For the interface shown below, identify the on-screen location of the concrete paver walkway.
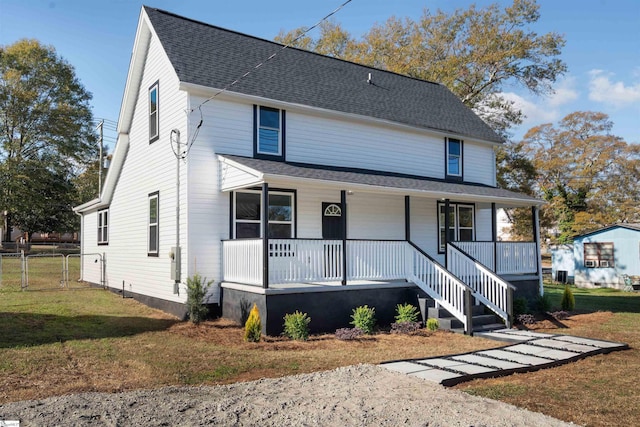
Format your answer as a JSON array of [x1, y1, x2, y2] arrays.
[[380, 329, 628, 386]]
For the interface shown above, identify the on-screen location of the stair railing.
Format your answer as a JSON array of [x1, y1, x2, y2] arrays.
[[447, 242, 514, 328], [406, 242, 473, 334]]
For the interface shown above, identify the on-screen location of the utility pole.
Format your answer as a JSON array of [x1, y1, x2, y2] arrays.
[[95, 120, 104, 196]]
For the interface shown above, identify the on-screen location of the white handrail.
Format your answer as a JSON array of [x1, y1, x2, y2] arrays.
[[407, 243, 470, 332], [447, 243, 512, 326], [453, 241, 538, 275]]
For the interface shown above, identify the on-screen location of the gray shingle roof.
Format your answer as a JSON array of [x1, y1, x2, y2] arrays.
[[144, 7, 503, 144], [220, 154, 541, 205]]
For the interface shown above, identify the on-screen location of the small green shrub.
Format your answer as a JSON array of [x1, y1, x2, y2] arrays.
[[283, 311, 311, 341], [244, 304, 262, 342], [395, 303, 419, 323], [535, 293, 552, 313], [350, 305, 376, 334], [186, 273, 213, 324], [426, 318, 439, 332], [513, 297, 529, 316], [561, 285, 575, 311]]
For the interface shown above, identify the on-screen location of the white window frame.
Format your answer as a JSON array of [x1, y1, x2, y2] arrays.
[[233, 189, 294, 238], [97, 209, 108, 245], [149, 81, 159, 143], [257, 106, 282, 156], [438, 202, 475, 252], [148, 192, 159, 256], [446, 137, 463, 178]]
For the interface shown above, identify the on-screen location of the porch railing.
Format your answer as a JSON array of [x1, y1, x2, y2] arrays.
[[222, 239, 473, 332], [453, 241, 538, 275], [447, 243, 514, 327]]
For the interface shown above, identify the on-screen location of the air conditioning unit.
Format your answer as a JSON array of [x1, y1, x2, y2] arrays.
[[599, 260, 610, 268], [585, 260, 596, 268]]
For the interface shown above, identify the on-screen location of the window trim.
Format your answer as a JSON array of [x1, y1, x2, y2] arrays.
[[97, 209, 108, 246], [231, 188, 296, 239], [583, 242, 614, 268], [253, 105, 286, 160], [149, 81, 159, 143], [445, 137, 463, 180], [437, 201, 476, 253], [148, 191, 159, 257]]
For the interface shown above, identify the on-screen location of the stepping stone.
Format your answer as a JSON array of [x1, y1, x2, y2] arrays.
[[381, 361, 429, 374], [415, 358, 464, 369], [417, 358, 495, 374], [410, 368, 462, 383], [452, 354, 526, 370], [478, 349, 553, 366], [551, 335, 624, 349], [495, 330, 553, 339], [531, 338, 597, 353]]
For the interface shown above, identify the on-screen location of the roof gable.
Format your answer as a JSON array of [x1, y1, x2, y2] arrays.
[[143, 6, 502, 144], [575, 224, 640, 240]]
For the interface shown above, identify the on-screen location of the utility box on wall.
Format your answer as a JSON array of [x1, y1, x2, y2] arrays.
[[170, 246, 181, 282]]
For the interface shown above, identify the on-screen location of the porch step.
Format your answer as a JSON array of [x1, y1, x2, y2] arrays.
[[426, 305, 504, 335]]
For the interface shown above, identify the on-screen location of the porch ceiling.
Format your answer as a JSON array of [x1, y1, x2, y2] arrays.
[[218, 154, 543, 207]]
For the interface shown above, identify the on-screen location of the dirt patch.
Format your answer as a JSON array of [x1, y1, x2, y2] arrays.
[[0, 364, 573, 427]]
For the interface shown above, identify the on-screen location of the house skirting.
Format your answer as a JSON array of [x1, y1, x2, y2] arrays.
[[504, 275, 541, 301], [221, 282, 427, 336]]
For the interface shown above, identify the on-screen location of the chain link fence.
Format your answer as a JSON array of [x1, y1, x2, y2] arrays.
[[0, 252, 103, 290]]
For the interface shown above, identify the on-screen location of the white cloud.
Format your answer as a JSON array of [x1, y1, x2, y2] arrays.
[[588, 69, 640, 107], [548, 76, 579, 107], [501, 91, 559, 125]]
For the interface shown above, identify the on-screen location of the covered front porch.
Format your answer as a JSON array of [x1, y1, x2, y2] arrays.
[[218, 155, 543, 334]]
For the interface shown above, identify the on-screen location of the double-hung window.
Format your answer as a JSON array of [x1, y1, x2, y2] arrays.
[[438, 202, 475, 252], [233, 190, 294, 238], [584, 242, 614, 268], [446, 138, 463, 179], [148, 192, 159, 256], [254, 106, 284, 159], [149, 81, 159, 143], [97, 209, 108, 245]]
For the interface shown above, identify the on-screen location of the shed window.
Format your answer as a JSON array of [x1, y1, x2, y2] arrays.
[[584, 242, 614, 268]]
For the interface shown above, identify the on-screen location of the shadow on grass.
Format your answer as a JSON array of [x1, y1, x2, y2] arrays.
[[0, 312, 179, 348], [544, 284, 640, 314]]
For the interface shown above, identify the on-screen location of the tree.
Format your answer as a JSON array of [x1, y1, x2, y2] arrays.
[[518, 111, 639, 242], [276, 0, 566, 137], [0, 39, 98, 239]]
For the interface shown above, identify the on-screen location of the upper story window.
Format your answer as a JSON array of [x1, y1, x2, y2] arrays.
[[446, 138, 463, 179], [97, 209, 108, 245], [233, 189, 295, 238], [254, 105, 285, 159], [149, 81, 159, 143], [148, 192, 159, 256], [584, 242, 614, 268]]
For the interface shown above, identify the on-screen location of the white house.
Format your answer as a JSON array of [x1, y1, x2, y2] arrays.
[[75, 7, 543, 335]]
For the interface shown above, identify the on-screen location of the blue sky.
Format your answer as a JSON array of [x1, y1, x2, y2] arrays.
[[1, 0, 638, 149]]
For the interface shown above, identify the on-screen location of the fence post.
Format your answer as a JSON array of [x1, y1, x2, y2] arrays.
[[464, 287, 474, 335]]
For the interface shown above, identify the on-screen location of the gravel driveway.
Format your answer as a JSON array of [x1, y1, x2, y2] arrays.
[[0, 364, 576, 426]]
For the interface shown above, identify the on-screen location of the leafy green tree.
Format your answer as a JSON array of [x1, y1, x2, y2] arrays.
[[0, 39, 98, 239], [276, 0, 566, 137]]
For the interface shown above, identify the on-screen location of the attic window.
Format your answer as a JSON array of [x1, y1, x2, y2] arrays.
[[149, 81, 159, 143]]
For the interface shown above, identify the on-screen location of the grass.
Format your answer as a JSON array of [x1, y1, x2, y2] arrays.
[[1, 282, 638, 427], [0, 285, 500, 403], [455, 283, 640, 427]]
